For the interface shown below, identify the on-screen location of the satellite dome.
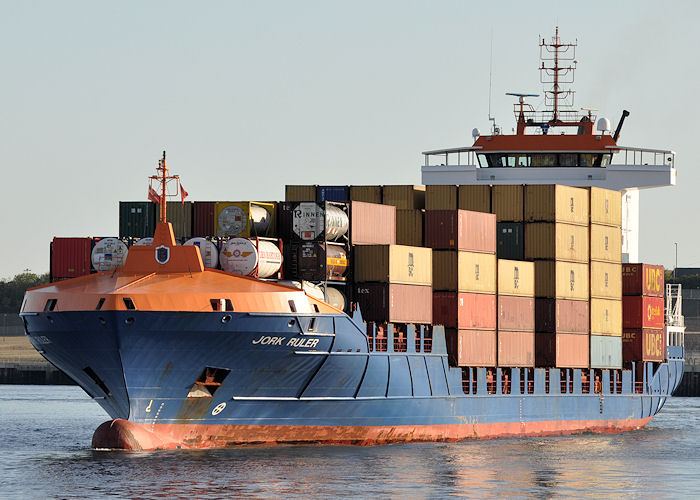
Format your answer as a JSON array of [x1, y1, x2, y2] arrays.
[[472, 128, 480, 140], [597, 117, 611, 133]]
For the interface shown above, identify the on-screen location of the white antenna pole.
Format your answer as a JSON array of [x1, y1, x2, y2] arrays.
[[488, 28, 497, 134]]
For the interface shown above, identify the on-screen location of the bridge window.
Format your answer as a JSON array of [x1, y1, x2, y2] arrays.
[[478, 152, 612, 168]]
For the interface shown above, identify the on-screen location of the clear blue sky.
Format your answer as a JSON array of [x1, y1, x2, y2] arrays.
[[1, 1, 697, 279]]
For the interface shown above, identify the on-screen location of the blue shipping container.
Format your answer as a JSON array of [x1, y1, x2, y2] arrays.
[[317, 186, 349, 202]]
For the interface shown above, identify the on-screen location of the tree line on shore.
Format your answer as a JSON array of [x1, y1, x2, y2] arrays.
[[0, 273, 49, 313]]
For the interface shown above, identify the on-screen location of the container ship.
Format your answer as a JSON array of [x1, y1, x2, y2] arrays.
[[21, 29, 685, 450]]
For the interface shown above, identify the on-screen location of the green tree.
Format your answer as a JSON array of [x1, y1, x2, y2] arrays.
[[0, 272, 50, 313]]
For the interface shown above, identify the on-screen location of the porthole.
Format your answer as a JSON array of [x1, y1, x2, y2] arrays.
[[288, 319, 296, 328], [221, 315, 232, 324], [125, 317, 134, 325]]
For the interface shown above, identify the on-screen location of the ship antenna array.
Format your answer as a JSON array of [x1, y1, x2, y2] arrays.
[[540, 26, 577, 122], [149, 150, 182, 224], [487, 29, 499, 134]]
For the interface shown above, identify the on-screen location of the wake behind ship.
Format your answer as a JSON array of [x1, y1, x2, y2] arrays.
[[20, 29, 685, 450]]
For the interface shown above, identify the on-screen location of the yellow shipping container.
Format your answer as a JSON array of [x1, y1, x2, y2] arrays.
[[382, 185, 426, 209], [458, 185, 491, 213], [590, 298, 622, 336], [525, 185, 589, 226], [589, 187, 622, 227], [590, 224, 622, 263], [354, 245, 432, 286], [524, 223, 589, 263], [491, 185, 523, 222], [498, 259, 535, 297], [425, 185, 458, 210], [350, 185, 382, 204], [590, 261, 622, 299], [534, 260, 589, 300], [433, 250, 496, 293], [214, 201, 276, 238], [396, 209, 423, 247], [285, 185, 316, 202]]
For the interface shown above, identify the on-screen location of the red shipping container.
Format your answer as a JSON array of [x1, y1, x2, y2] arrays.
[[498, 331, 535, 367], [622, 295, 664, 329], [51, 237, 93, 279], [535, 333, 589, 368], [498, 295, 535, 332], [355, 283, 432, 324], [425, 210, 496, 253], [445, 329, 497, 366], [535, 298, 589, 334], [432, 292, 496, 329], [622, 263, 664, 297], [350, 201, 396, 245], [193, 202, 217, 237], [622, 328, 666, 362]]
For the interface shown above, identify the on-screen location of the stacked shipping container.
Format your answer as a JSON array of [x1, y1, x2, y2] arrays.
[[497, 259, 535, 366], [622, 263, 666, 364], [427, 209, 498, 367], [526, 185, 591, 368], [589, 187, 623, 369]]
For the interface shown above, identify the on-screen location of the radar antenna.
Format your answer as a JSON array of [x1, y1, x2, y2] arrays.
[[148, 151, 188, 223]]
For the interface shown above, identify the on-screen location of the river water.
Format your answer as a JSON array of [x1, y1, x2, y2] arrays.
[[1, 385, 698, 499]]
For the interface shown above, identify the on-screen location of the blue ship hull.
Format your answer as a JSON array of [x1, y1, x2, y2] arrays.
[[22, 309, 685, 449]]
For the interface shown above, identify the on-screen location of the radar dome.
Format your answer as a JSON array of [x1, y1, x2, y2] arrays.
[[472, 128, 480, 140], [597, 117, 611, 133]]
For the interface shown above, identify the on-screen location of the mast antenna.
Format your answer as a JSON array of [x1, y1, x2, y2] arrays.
[[487, 29, 499, 134], [149, 150, 184, 224], [540, 26, 577, 123]]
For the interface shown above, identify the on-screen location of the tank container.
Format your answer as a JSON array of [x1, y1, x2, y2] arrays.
[[219, 238, 282, 278], [183, 237, 219, 268]]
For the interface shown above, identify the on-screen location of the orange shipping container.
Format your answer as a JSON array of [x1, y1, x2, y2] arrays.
[[425, 209, 497, 253], [535, 333, 590, 368], [498, 295, 535, 332], [350, 201, 396, 246], [445, 329, 497, 367], [498, 331, 535, 367], [354, 283, 432, 324], [433, 292, 497, 330]]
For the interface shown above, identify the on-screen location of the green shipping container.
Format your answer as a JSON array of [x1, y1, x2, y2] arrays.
[[165, 201, 194, 240], [119, 201, 157, 238], [497, 222, 524, 260]]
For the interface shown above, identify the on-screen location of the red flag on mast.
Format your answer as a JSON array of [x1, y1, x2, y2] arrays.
[[148, 185, 162, 205], [180, 183, 189, 205]]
